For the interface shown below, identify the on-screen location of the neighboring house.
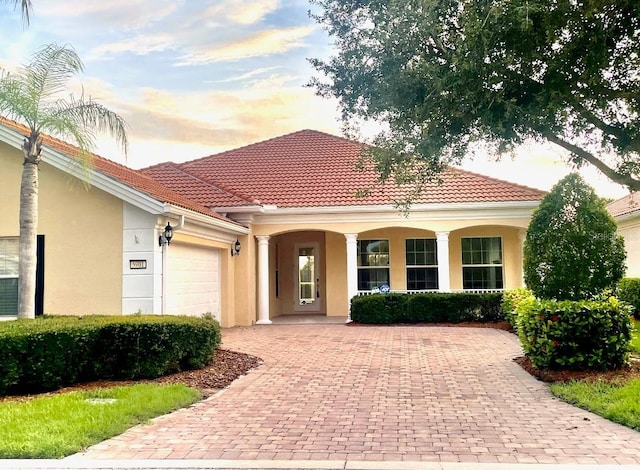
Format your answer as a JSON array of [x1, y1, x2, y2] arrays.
[[0, 120, 546, 326], [608, 193, 640, 277]]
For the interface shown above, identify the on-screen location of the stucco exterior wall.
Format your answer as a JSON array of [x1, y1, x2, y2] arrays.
[[618, 217, 640, 277], [0, 142, 123, 315]]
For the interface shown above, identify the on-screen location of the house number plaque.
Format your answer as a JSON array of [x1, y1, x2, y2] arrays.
[[129, 259, 147, 270]]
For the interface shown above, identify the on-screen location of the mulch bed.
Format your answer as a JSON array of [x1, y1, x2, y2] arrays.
[[514, 355, 640, 383], [0, 348, 263, 402]]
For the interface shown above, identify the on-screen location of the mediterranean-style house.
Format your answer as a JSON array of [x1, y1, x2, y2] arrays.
[[608, 193, 640, 277], [0, 117, 546, 326]]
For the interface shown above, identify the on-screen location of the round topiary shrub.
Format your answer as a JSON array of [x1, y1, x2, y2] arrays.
[[517, 295, 633, 370], [523, 173, 626, 301]]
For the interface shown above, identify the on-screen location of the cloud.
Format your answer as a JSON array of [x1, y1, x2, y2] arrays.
[[88, 34, 177, 60], [205, 0, 280, 25], [177, 26, 315, 65], [205, 66, 284, 84], [34, 0, 180, 32], [97, 76, 341, 167]]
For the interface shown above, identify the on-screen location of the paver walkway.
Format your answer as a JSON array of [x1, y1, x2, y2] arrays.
[[76, 325, 640, 465]]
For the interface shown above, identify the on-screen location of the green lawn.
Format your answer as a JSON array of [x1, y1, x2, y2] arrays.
[[550, 321, 640, 431], [550, 379, 640, 431], [0, 383, 201, 458]]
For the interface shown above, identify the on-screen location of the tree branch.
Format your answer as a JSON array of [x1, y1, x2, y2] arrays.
[[542, 131, 640, 191], [571, 101, 640, 153]]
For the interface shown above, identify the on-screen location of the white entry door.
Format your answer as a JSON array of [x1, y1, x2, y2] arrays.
[[167, 243, 221, 320], [293, 243, 321, 312]]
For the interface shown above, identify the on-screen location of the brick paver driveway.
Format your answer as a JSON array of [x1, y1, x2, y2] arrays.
[[79, 325, 640, 465]]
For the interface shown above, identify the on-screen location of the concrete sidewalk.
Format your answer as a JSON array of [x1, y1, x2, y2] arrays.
[[69, 325, 640, 465], [3, 460, 640, 469]]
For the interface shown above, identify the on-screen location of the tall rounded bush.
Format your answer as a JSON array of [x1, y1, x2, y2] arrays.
[[524, 173, 626, 300]]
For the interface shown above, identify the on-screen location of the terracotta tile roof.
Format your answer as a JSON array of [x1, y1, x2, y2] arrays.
[[172, 129, 546, 208], [608, 192, 640, 218], [142, 162, 257, 208], [0, 116, 241, 225]]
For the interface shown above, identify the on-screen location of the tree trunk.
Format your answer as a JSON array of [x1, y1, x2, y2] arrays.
[[18, 159, 38, 319]]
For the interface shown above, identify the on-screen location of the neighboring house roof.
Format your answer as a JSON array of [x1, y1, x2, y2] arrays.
[[608, 192, 640, 218], [0, 117, 242, 225], [149, 129, 545, 209]]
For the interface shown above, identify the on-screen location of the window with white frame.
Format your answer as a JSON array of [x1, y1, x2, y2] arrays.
[[0, 238, 19, 315], [461, 237, 504, 289], [405, 238, 438, 290], [357, 239, 390, 291]]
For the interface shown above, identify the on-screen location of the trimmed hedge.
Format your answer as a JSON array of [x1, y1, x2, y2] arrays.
[[0, 315, 221, 395], [501, 288, 535, 332], [618, 278, 640, 317], [350, 292, 503, 324], [517, 296, 632, 370]]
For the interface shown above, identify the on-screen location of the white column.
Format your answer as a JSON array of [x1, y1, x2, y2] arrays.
[[519, 229, 527, 287], [436, 231, 451, 292], [345, 233, 358, 323], [256, 235, 272, 324]]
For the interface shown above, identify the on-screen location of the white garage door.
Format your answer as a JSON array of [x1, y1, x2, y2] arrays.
[[167, 243, 221, 321]]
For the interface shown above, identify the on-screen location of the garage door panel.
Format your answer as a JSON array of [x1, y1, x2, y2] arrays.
[[167, 244, 220, 321]]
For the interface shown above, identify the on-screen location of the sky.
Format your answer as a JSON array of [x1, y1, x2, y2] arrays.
[[0, 0, 631, 200]]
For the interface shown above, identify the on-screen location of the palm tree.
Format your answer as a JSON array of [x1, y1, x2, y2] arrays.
[[5, 0, 32, 25], [0, 43, 128, 318]]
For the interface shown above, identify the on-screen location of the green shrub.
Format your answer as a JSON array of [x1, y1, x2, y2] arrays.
[[618, 278, 640, 318], [523, 173, 626, 301], [351, 294, 408, 324], [517, 296, 633, 370], [350, 292, 503, 324], [0, 315, 221, 395], [501, 288, 535, 331]]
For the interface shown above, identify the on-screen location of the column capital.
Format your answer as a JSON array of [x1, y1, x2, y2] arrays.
[[344, 233, 358, 242], [256, 235, 271, 244], [436, 231, 450, 241]]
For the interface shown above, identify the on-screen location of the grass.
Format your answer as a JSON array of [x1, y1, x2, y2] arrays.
[[630, 319, 640, 353], [550, 380, 640, 431], [0, 383, 201, 458], [549, 320, 640, 431]]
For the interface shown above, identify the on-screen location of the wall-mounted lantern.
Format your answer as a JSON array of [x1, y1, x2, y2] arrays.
[[230, 239, 241, 256], [158, 222, 173, 247]]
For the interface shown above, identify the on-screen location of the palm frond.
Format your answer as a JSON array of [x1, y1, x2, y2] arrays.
[[19, 44, 84, 105], [39, 96, 129, 156], [4, 0, 32, 26]]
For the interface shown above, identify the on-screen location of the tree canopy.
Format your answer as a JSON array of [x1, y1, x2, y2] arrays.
[[310, 0, 640, 193], [523, 173, 626, 300]]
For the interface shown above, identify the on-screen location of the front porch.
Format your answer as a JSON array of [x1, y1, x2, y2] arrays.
[[252, 225, 526, 325]]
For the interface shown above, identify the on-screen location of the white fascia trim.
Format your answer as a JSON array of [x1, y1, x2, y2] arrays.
[[248, 200, 540, 224], [615, 211, 640, 224], [163, 205, 249, 236], [212, 204, 265, 214], [0, 125, 166, 214]]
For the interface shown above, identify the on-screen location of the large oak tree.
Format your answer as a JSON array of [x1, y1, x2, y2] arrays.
[[310, 0, 640, 193]]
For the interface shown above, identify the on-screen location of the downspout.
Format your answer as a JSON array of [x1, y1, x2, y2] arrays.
[[161, 215, 185, 315]]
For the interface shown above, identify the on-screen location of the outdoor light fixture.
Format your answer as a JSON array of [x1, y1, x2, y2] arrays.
[[158, 222, 173, 247], [230, 239, 241, 256]]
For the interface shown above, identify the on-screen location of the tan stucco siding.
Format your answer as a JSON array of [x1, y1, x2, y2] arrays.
[[251, 217, 532, 237], [618, 218, 640, 277], [0, 142, 123, 315], [449, 226, 523, 290]]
